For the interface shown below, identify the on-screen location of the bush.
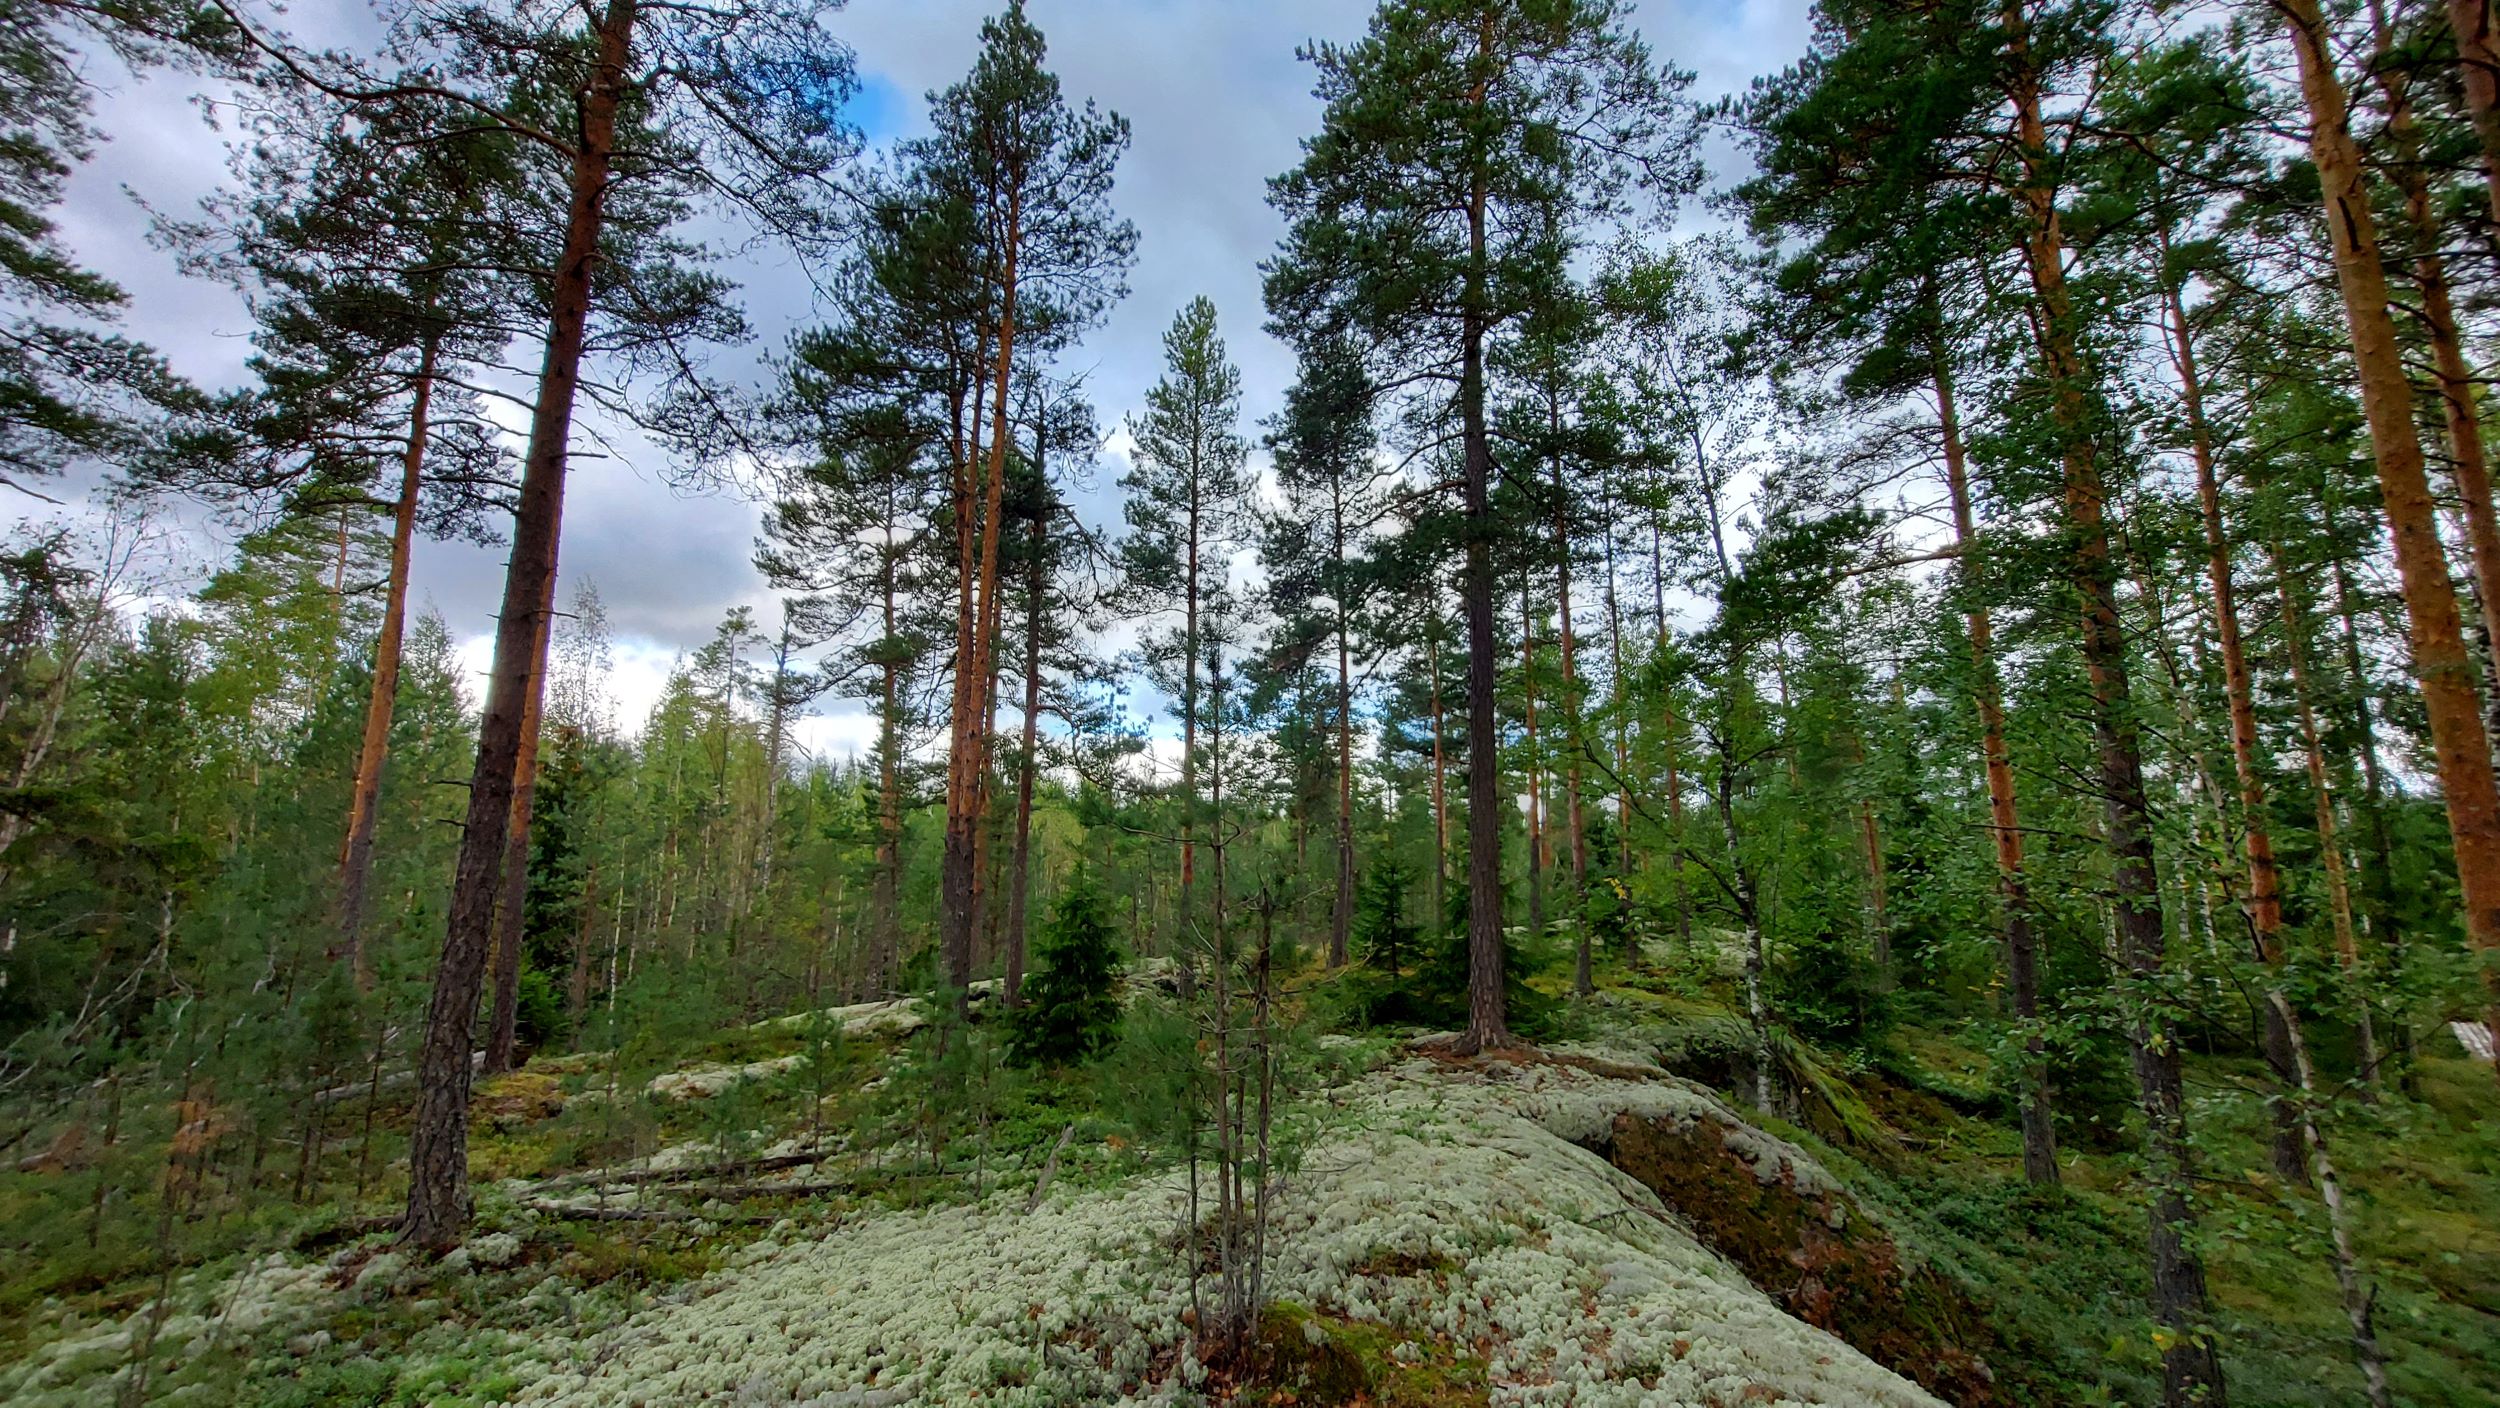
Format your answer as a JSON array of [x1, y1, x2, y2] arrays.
[[515, 966, 567, 1052], [1006, 868, 1124, 1067], [1771, 917, 1888, 1047], [1321, 876, 1560, 1038]]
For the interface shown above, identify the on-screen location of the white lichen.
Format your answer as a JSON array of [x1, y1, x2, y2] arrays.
[[508, 1054, 1937, 1408], [0, 1047, 1937, 1408]]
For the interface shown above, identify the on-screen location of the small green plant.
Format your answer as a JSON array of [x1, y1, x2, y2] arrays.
[[1007, 868, 1125, 1068]]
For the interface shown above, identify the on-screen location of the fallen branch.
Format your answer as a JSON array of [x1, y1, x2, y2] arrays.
[[534, 1150, 827, 1193], [1026, 1124, 1077, 1213], [522, 1201, 709, 1223], [697, 1180, 856, 1200]]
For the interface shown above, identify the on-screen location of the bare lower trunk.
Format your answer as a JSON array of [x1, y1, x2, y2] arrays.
[[1330, 559, 1355, 968], [2166, 276, 2305, 1184], [2269, 989, 2393, 1407], [335, 337, 438, 984], [1940, 330, 2060, 1180], [483, 580, 557, 1076], [1551, 451, 1589, 994], [1006, 491, 1047, 1006], [873, 553, 902, 995], [1522, 581, 1546, 941], [403, 0, 631, 1252], [1650, 515, 1693, 947], [2270, 533, 2381, 1085], [2327, 497, 2411, 1073], [1177, 507, 1202, 963], [1603, 499, 1632, 886], [1429, 631, 1448, 937], [941, 196, 1023, 1004], [1455, 17, 1509, 1055]]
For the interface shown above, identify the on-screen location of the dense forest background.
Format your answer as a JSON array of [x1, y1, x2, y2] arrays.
[[3, 0, 2500, 1404]]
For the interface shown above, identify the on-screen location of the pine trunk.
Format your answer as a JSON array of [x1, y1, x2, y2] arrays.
[[402, 0, 631, 1251], [1429, 631, 1448, 938], [873, 530, 903, 994], [2166, 279, 2306, 1183], [1551, 454, 1589, 995], [2270, 532, 2382, 1086], [1522, 581, 1546, 942], [1006, 489, 1046, 1006], [941, 192, 1022, 1003], [2007, 14, 2221, 1395], [335, 336, 437, 985], [1934, 342, 2056, 1184], [2286, 0, 2500, 1080], [1329, 477, 1355, 968], [483, 577, 556, 1076], [1458, 48, 1508, 1051]]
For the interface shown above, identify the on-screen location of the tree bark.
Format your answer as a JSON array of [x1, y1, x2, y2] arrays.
[[1180, 482, 1202, 961], [1329, 480, 1355, 968], [403, 0, 631, 1252], [2164, 277, 2306, 1184], [1603, 484, 1632, 884], [1650, 512, 1694, 947], [2373, 2, 2500, 745], [1522, 579, 1546, 942], [1933, 343, 2056, 1184], [2005, 12, 2221, 1396], [1458, 19, 1509, 1053], [1551, 440, 1589, 996], [2285, 0, 2500, 1081], [2270, 531, 2382, 1088], [1006, 471, 1048, 1006], [335, 335, 437, 985], [872, 498, 904, 996], [1429, 629, 1448, 938], [941, 187, 1023, 1003], [483, 573, 557, 1076], [2445, 0, 2500, 233]]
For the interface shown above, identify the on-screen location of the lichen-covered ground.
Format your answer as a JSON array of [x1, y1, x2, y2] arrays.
[[8, 978, 2493, 1406], [512, 1048, 1932, 1407], [0, 1037, 1937, 1407]]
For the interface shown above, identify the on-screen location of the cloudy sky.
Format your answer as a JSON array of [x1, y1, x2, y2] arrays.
[[39, 0, 1811, 762]]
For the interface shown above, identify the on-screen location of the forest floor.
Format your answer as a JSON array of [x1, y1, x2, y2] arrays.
[[1, 945, 2495, 1406]]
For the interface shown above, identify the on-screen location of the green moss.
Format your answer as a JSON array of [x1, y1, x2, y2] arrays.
[[1251, 1301, 1490, 1407]]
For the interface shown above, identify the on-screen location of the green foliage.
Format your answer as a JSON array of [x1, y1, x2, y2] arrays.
[[1770, 915, 1889, 1047], [1323, 886, 1564, 1037], [1007, 869, 1125, 1067], [514, 967, 567, 1053], [1352, 852, 1423, 977]]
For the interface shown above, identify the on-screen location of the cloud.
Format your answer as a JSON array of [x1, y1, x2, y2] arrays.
[[43, 0, 1814, 747]]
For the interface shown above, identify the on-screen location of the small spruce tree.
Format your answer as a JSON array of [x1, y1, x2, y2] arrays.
[[1007, 868, 1124, 1067], [1354, 853, 1421, 979]]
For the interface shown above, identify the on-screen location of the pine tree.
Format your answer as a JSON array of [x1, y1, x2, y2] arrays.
[[262, 0, 869, 1250], [1263, 335, 1384, 970], [1006, 867, 1123, 1067], [913, 3, 1135, 1007], [1267, 0, 1696, 1053], [1123, 296, 1250, 963]]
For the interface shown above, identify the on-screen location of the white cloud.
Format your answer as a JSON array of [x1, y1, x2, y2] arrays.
[[46, 0, 1817, 740]]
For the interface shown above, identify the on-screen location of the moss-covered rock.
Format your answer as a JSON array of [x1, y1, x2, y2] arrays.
[[1597, 1096, 2035, 1406], [1250, 1301, 1490, 1406]]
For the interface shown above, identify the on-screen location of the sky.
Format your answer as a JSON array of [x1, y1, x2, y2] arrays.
[[34, 0, 1813, 765]]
